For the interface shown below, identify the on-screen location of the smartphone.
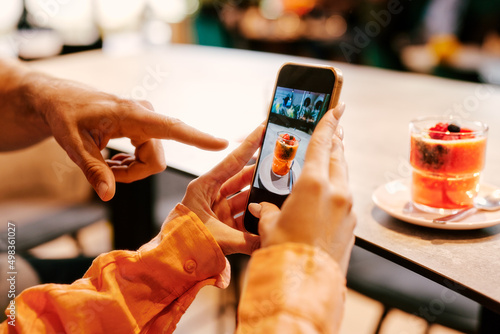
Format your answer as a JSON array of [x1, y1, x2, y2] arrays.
[[243, 62, 343, 235]]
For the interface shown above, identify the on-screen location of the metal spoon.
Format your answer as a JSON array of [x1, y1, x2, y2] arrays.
[[432, 191, 500, 224], [288, 160, 294, 192]]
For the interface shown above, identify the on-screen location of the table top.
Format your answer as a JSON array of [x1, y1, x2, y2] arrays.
[[29, 44, 500, 312]]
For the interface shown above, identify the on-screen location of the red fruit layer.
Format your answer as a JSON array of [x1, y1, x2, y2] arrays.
[[428, 122, 474, 140]]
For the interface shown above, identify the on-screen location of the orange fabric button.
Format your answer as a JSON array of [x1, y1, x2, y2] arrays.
[[184, 260, 197, 273]]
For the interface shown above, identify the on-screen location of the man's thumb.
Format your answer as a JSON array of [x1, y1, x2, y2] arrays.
[[57, 137, 116, 201], [94, 179, 115, 201], [81, 159, 116, 201]]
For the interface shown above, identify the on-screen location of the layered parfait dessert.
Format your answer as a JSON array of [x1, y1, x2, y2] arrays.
[[272, 132, 300, 177], [409, 118, 488, 213]]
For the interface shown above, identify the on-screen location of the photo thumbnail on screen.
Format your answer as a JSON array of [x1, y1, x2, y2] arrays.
[[271, 87, 329, 125]]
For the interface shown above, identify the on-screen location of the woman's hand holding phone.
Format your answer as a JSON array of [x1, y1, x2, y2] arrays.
[[248, 103, 355, 273], [179, 124, 264, 256]]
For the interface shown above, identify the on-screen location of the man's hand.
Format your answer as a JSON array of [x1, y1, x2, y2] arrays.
[[20, 70, 227, 201], [0, 59, 228, 201]]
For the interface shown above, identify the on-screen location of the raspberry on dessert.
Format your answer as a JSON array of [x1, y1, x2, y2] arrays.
[[429, 122, 448, 139]]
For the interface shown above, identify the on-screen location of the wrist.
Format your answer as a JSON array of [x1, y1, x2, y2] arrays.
[[0, 59, 54, 150], [19, 69, 56, 129], [262, 235, 338, 263]]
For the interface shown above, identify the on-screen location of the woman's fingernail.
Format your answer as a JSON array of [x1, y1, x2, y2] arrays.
[[333, 102, 345, 119], [335, 102, 345, 119], [97, 182, 109, 200], [248, 203, 262, 216]]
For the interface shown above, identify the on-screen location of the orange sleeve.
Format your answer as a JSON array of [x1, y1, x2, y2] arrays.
[[1, 204, 229, 334], [236, 243, 346, 334]]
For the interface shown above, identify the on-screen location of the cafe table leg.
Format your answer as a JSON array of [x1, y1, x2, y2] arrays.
[[107, 174, 157, 251], [479, 307, 500, 333]]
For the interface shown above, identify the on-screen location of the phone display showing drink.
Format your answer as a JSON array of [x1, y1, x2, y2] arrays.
[[243, 63, 343, 234]]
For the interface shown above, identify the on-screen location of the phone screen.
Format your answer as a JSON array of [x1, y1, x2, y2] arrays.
[[243, 63, 340, 234]]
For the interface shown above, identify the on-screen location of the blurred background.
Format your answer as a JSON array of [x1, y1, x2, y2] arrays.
[[1, 0, 500, 83], [2, 2, 498, 333]]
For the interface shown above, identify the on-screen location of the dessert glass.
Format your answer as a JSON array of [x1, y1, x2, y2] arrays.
[[409, 116, 488, 214], [272, 131, 300, 177]]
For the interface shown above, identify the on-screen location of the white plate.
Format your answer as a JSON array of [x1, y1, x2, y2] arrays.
[[372, 179, 500, 230], [258, 154, 302, 195]]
